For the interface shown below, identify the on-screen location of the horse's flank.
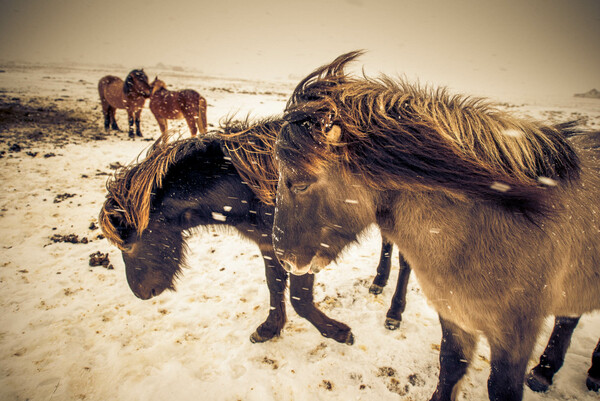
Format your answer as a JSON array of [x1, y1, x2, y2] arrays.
[[149, 78, 208, 144]]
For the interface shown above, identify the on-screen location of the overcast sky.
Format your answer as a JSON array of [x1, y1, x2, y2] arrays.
[[1, 0, 598, 97]]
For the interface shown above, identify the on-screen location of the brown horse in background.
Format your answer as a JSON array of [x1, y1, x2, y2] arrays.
[[98, 69, 152, 138], [149, 77, 208, 145]]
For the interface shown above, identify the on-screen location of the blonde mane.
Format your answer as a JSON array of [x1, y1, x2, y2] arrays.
[[99, 117, 282, 250], [219, 116, 282, 206], [99, 139, 206, 250], [281, 51, 581, 217]]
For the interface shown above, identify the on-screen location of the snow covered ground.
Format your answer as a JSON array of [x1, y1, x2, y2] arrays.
[[0, 63, 599, 401]]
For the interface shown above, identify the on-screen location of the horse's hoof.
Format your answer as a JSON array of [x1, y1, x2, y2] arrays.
[[136, 133, 143, 137], [249, 330, 273, 344], [344, 332, 355, 345], [587, 375, 600, 392], [526, 371, 550, 392], [384, 317, 401, 330], [369, 284, 384, 295]]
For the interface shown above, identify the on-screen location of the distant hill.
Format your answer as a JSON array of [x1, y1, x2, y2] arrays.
[[574, 88, 600, 99]]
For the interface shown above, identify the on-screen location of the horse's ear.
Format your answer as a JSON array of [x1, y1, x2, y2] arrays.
[[325, 125, 342, 143]]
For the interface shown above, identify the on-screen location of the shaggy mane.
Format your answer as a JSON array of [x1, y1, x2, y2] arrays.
[[99, 138, 207, 250], [281, 51, 582, 217], [219, 116, 282, 206], [99, 117, 282, 250]]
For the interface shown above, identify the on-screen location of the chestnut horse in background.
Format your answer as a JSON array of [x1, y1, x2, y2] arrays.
[[149, 77, 208, 145], [98, 69, 152, 138]]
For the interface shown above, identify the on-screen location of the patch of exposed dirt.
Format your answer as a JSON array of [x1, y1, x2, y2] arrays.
[[0, 95, 107, 149]]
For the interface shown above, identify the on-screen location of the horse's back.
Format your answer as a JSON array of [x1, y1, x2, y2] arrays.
[[177, 89, 202, 110], [98, 75, 126, 109]]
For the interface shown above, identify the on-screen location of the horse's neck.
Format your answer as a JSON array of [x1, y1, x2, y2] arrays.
[[379, 190, 473, 265]]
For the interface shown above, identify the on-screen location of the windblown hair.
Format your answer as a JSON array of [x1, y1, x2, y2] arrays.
[[123, 69, 149, 96], [99, 117, 282, 250], [99, 138, 207, 250], [281, 51, 582, 217], [219, 115, 282, 206]]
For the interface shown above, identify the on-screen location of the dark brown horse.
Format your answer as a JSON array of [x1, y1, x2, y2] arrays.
[[149, 77, 208, 146], [272, 51, 600, 400], [98, 69, 151, 137], [99, 116, 408, 345]]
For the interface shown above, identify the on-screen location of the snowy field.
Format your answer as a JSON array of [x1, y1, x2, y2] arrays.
[[0, 63, 599, 401]]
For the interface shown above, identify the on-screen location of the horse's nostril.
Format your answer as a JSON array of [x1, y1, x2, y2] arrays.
[[151, 288, 157, 297]]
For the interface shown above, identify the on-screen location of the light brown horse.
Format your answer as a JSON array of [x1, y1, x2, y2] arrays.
[[98, 69, 151, 138], [272, 51, 600, 401], [149, 77, 208, 145]]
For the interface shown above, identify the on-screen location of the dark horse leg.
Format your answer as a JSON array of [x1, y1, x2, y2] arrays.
[[430, 317, 477, 401], [368, 237, 412, 331], [101, 101, 119, 133], [289, 271, 354, 345], [127, 109, 135, 138], [135, 109, 143, 137], [526, 316, 580, 392], [486, 318, 542, 401], [250, 248, 288, 343], [109, 106, 119, 131], [369, 239, 393, 294], [384, 254, 411, 330], [588, 338, 600, 391], [250, 247, 353, 345]]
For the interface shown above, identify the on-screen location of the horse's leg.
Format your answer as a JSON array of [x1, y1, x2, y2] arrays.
[[250, 249, 288, 343], [100, 99, 111, 133], [127, 109, 135, 138], [526, 316, 580, 392], [487, 318, 542, 401], [587, 338, 600, 391], [369, 238, 393, 294], [198, 97, 208, 134], [185, 114, 197, 137], [384, 254, 411, 330], [109, 106, 119, 131], [155, 117, 168, 145], [289, 272, 354, 345], [134, 109, 143, 137], [430, 317, 477, 401]]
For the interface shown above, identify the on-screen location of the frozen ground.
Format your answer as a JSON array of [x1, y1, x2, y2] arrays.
[[0, 63, 599, 400]]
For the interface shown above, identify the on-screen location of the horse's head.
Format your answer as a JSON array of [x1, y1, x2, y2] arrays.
[[124, 69, 152, 98], [100, 187, 184, 300], [99, 140, 207, 300], [273, 119, 375, 275], [150, 77, 167, 97]]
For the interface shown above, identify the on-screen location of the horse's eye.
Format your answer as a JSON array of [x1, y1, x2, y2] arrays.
[[292, 183, 310, 194]]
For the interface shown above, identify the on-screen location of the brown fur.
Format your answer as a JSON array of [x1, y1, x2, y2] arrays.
[[99, 117, 281, 250], [98, 69, 151, 136], [282, 51, 580, 218], [219, 116, 282, 206], [149, 77, 208, 145], [274, 51, 599, 400]]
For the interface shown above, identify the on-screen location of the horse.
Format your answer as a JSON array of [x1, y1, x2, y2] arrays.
[[149, 77, 208, 146], [99, 115, 410, 345], [272, 51, 600, 400], [98, 69, 152, 138]]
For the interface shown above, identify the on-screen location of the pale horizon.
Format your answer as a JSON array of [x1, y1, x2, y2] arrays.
[[1, 0, 599, 98]]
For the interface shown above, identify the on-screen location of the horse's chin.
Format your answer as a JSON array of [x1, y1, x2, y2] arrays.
[[286, 254, 330, 275]]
